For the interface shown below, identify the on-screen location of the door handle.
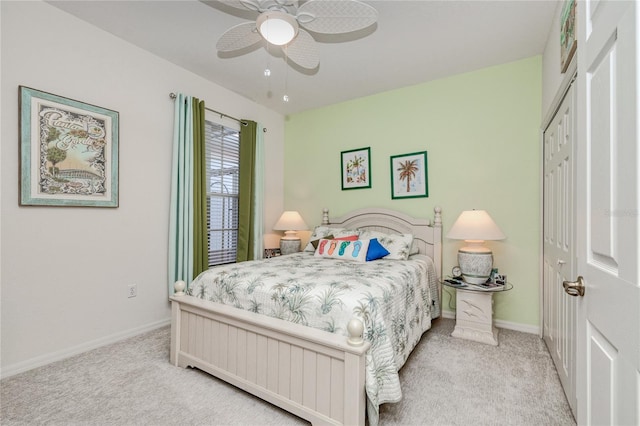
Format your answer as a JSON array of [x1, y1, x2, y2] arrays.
[[563, 276, 585, 297]]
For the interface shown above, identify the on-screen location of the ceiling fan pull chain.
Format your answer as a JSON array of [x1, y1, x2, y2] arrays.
[[283, 44, 290, 102]]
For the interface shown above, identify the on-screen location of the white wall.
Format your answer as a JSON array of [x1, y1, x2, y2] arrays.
[[0, 1, 284, 377]]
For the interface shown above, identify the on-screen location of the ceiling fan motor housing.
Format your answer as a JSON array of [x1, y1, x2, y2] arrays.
[[256, 11, 299, 45]]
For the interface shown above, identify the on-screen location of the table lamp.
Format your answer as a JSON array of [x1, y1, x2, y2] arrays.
[[446, 210, 505, 284], [273, 211, 308, 255]]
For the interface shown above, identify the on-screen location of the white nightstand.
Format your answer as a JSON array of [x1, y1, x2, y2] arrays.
[[443, 281, 512, 346]]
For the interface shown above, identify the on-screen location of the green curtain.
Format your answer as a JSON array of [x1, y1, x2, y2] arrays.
[[192, 99, 208, 277], [236, 120, 257, 262]]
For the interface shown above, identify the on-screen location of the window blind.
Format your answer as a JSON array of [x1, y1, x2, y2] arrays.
[[205, 120, 240, 266]]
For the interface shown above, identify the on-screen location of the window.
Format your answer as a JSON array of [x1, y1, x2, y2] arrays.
[[205, 119, 240, 266]]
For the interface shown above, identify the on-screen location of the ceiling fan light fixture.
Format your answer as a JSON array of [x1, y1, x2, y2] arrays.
[[256, 11, 298, 46]]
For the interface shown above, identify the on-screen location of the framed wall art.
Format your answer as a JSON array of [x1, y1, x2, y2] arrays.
[[390, 151, 428, 199], [341, 147, 371, 190], [560, 0, 577, 73], [19, 86, 119, 207]]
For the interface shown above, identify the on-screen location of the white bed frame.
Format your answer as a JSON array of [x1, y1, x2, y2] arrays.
[[170, 207, 442, 425]]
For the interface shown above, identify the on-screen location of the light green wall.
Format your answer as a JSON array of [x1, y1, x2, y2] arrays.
[[284, 56, 542, 327]]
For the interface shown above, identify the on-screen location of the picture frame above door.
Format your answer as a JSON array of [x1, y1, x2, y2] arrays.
[[560, 0, 577, 73]]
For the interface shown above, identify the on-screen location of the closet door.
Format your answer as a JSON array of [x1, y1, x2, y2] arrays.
[[542, 83, 577, 416], [575, 1, 639, 424]]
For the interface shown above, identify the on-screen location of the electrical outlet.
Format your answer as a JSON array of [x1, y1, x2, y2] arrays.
[[128, 284, 137, 298]]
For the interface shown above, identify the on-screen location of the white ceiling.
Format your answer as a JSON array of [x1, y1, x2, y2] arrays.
[[48, 0, 558, 116]]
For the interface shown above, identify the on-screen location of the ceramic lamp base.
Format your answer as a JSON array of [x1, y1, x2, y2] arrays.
[[280, 238, 301, 255], [458, 248, 493, 284]]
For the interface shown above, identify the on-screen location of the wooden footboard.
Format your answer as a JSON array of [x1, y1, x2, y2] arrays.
[[170, 294, 370, 426]]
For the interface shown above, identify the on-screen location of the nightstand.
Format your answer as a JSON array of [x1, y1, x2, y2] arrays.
[[263, 248, 282, 258], [442, 280, 512, 346]]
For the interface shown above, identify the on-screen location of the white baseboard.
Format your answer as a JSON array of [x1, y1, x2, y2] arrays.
[[441, 310, 456, 320], [0, 318, 171, 380], [440, 309, 540, 335], [3, 311, 540, 380], [494, 318, 539, 334]]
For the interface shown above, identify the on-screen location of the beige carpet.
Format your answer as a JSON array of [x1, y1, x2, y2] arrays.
[[0, 318, 575, 425]]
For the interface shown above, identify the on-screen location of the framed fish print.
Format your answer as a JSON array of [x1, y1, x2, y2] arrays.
[[390, 151, 428, 199], [19, 86, 119, 207]]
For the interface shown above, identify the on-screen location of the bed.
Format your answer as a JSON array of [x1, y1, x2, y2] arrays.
[[169, 207, 442, 425]]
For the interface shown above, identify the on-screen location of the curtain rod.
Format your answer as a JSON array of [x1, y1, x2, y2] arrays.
[[169, 92, 247, 126]]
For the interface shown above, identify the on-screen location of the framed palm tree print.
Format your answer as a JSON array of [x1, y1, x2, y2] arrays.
[[341, 147, 371, 190], [390, 151, 428, 199]]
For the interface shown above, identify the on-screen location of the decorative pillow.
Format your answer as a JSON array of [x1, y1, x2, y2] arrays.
[[366, 238, 390, 261], [357, 229, 389, 241], [314, 238, 369, 262], [358, 229, 420, 254], [310, 234, 333, 250], [376, 233, 414, 260], [304, 226, 359, 251], [334, 235, 358, 241], [310, 233, 357, 249]]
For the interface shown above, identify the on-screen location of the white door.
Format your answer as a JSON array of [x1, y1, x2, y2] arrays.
[[543, 83, 578, 416], [575, 1, 640, 424]]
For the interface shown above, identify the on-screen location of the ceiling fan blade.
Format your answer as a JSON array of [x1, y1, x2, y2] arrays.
[[297, 0, 378, 34], [269, 0, 299, 14], [217, 0, 262, 12], [217, 0, 299, 13], [283, 29, 319, 69], [216, 22, 262, 52]]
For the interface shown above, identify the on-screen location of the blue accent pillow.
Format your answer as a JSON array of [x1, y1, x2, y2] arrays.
[[366, 238, 390, 261]]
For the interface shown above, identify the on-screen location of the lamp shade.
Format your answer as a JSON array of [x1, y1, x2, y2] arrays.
[[274, 211, 308, 232], [257, 11, 299, 46], [446, 210, 506, 241]]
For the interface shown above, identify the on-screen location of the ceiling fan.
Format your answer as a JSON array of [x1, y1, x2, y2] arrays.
[[214, 0, 378, 69]]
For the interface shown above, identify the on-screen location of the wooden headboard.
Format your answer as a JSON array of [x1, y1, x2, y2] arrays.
[[321, 207, 443, 282]]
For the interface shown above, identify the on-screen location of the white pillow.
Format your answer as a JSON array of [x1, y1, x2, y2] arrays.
[[409, 239, 421, 255], [357, 229, 389, 241], [376, 233, 414, 260], [358, 229, 419, 257], [313, 238, 369, 262], [303, 226, 359, 251]]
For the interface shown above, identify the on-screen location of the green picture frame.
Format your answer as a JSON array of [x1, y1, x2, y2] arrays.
[[341, 147, 371, 190], [390, 151, 428, 199], [19, 86, 119, 207], [560, 0, 577, 73]]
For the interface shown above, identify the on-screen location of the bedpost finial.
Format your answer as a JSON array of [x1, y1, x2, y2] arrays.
[[434, 206, 442, 227], [347, 317, 364, 346], [174, 280, 186, 296], [322, 208, 330, 225]]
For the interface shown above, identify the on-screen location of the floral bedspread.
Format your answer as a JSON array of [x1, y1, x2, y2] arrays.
[[188, 252, 437, 425]]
